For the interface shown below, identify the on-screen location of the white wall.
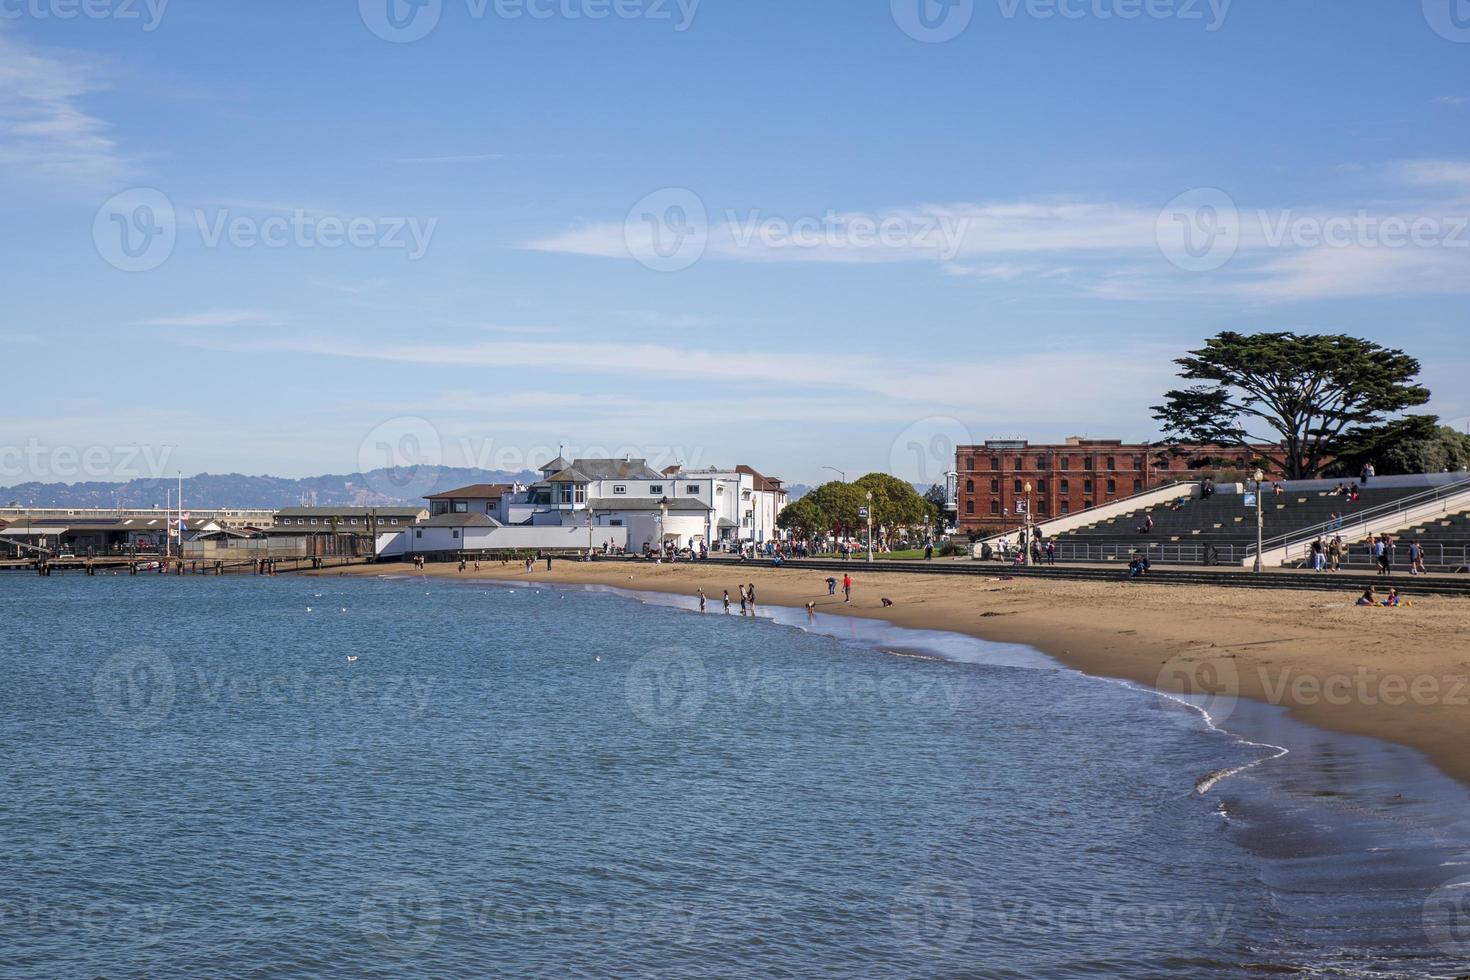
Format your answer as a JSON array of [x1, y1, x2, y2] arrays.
[[406, 525, 630, 554]]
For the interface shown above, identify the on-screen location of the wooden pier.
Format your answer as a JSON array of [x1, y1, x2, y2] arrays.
[[0, 556, 373, 577]]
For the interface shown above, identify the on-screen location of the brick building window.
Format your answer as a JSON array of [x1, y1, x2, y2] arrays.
[[1060, 501, 1070, 515], [966, 501, 974, 514], [1037, 479, 1047, 494], [1107, 456, 1116, 470], [1060, 457, 1070, 471], [990, 500, 1000, 515], [965, 456, 974, 471], [965, 479, 974, 494], [1084, 456, 1094, 469], [991, 479, 1000, 493], [1036, 500, 1049, 515], [1106, 479, 1116, 495], [1133, 456, 1144, 470], [1014, 457, 1023, 471], [1084, 478, 1094, 494], [1133, 479, 1143, 493], [1059, 479, 1069, 494]]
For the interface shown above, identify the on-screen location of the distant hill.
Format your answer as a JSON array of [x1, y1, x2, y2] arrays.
[[0, 468, 537, 510]]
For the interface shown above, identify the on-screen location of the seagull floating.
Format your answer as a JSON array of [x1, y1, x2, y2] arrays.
[[305, 607, 312, 613], [346, 656, 359, 664]]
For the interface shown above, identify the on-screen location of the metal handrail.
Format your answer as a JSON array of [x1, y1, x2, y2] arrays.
[[1249, 479, 1470, 556], [1293, 542, 1470, 572], [980, 479, 1197, 544], [1052, 541, 1239, 565]]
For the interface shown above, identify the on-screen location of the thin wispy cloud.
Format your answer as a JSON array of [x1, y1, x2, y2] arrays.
[[528, 164, 1470, 304], [184, 332, 1174, 428], [0, 29, 127, 187], [139, 310, 289, 328], [1433, 96, 1470, 107], [396, 153, 505, 165]]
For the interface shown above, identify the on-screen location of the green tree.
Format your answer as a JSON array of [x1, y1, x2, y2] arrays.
[[1152, 332, 1431, 479], [854, 472, 938, 547], [807, 481, 867, 536], [1329, 422, 1470, 477], [775, 496, 828, 539]]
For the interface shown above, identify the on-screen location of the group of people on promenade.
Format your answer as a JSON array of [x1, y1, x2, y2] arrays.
[[1305, 532, 1429, 575], [994, 531, 1057, 566]]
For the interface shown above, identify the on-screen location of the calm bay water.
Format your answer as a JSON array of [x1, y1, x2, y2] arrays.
[[2, 573, 1468, 978]]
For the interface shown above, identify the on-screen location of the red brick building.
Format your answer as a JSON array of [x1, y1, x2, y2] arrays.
[[954, 438, 1278, 535]]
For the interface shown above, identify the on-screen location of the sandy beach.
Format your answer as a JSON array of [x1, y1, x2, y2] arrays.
[[320, 559, 1470, 788]]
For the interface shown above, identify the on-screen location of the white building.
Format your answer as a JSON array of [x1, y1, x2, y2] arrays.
[[664, 465, 788, 548], [396, 456, 789, 556]]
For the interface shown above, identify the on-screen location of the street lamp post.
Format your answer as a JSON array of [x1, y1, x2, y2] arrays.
[[1252, 468, 1265, 573], [1023, 481, 1034, 564], [866, 490, 874, 564]]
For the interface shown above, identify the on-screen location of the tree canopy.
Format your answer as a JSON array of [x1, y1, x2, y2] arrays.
[[775, 474, 938, 543], [1329, 422, 1470, 477], [1152, 332, 1431, 479]]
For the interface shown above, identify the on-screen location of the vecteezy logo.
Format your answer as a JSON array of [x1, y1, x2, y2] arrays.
[[623, 188, 709, 273], [360, 0, 443, 42], [890, 879, 974, 957], [359, 417, 444, 501], [359, 875, 443, 955], [1155, 187, 1240, 273], [1156, 652, 1240, 726], [625, 648, 708, 727], [1423, 877, 1470, 957], [890, 417, 974, 487], [1424, 0, 1470, 42], [93, 188, 177, 273], [92, 649, 177, 730], [891, 0, 974, 43]]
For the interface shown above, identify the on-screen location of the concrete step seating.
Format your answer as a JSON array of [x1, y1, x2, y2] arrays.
[[1050, 485, 1431, 565]]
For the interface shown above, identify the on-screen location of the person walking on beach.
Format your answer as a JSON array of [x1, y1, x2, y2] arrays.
[[747, 583, 757, 608], [1310, 537, 1325, 572], [1408, 540, 1426, 576], [723, 590, 731, 613], [842, 573, 852, 603], [1328, 535, 1343, 572], [1370, 535, 1385, 575], [826, 576, 837, 596], [1046, 539, 1056, 565], [697, 588, 706, 611]]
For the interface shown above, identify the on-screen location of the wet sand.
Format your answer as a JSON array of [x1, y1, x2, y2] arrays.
[[319, 559, 1470, 788]]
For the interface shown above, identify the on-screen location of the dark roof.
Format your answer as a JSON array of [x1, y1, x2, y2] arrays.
[[570, 458, 665, 481], [588, 497, 713, 513], [547, 467, 594, 484], [540, 456, 572, 473], [736, 465, 785, 494], [422, 513, 503, 528], [426, 484, 513, 501]]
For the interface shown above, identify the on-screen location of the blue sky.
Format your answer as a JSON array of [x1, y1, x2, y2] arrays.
[[1, 0, 1467, 491]]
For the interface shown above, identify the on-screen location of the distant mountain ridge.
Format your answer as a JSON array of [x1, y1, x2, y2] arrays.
[[0, 468, 537, 510]]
